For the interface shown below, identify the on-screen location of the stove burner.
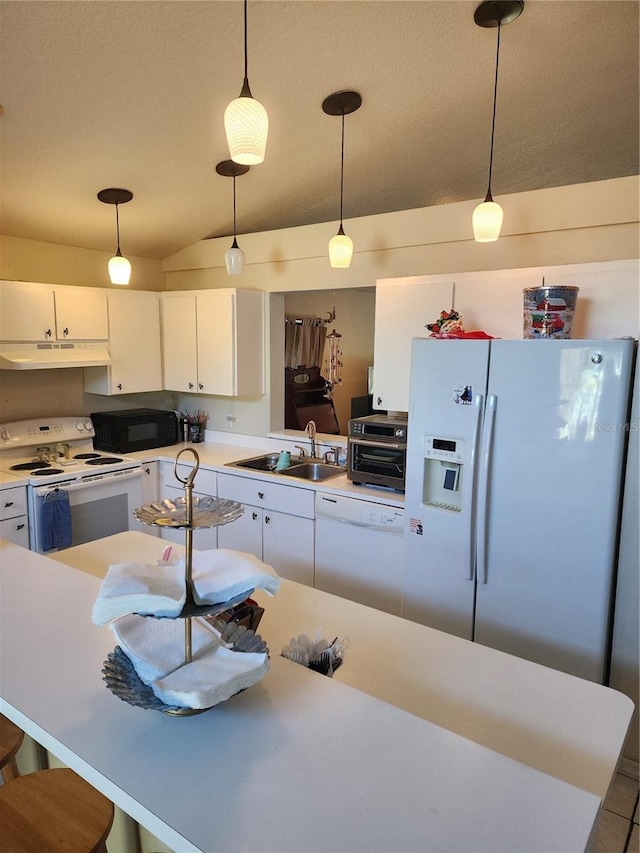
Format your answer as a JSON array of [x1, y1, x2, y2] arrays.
[[10, 461, 51, 471], [74, 453, 101, 460], [85, 456, 123, 466], [32, 468, 64, 476]]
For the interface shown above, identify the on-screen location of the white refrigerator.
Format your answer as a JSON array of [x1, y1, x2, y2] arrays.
[[403, 337, 636, 683]]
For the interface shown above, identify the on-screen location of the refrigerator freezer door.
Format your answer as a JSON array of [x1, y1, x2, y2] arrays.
[[474, 339, 635, 682], [403, 338, 491, 639]]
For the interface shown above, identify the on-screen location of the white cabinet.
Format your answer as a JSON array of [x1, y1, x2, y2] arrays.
[[135, 461, 160, 538], [372, 278, 454, 412], [217, 472, 314, 587], [0, 281, 108, 342], [0, 485, 29, 548], [158, 463, 218, 550], [161, 289, 264, 396], [83, 291, 162, 395]]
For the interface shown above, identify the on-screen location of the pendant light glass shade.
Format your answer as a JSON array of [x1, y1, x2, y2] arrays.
[[472, 197, 504, 242], [225, 0, 268, 165], [328, 227, 354, 268], [225, 239, 246, 276], [225, 96, 268, 165], [97, 188, 133, 286], [108, 252, 132, 285]]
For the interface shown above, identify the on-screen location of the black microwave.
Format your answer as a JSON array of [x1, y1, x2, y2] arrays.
[[91, 408, 179, 454]]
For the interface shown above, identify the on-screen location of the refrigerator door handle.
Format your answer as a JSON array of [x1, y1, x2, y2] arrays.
[[477, 393, 497, 585], [468, 393, 484, 581]]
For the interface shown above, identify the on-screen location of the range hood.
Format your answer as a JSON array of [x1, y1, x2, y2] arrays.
[[0, 341, 112, 370]]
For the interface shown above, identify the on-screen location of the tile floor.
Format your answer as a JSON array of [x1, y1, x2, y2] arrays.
[[598, 756, 640, 853]]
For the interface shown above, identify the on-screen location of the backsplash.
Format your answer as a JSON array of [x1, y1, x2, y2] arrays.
[[0, 367, 177, 423]]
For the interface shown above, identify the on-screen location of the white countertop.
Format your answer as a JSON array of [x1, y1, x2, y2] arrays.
[[1, 534, 622, 852]]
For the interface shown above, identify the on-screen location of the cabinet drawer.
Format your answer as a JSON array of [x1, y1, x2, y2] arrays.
[[217, 473, 314, 519], [0, 486, 28, 520], [161, 462, 217, 497], [0, 515, 29, 547]]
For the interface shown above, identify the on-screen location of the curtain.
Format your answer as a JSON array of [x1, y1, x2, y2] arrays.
[[285, 317, 327, 368]]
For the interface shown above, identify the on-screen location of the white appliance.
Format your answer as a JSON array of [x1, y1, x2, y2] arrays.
[[0, 417, 143, 554], [315, 492, 404, 615], [403, 337, 636, 683]]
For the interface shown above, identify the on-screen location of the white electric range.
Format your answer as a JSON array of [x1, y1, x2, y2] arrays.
[[0, 417, 143, 553]]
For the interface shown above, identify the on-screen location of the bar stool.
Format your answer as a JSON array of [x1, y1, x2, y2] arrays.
[[0, 713, 24, 782], [0, 767, 114, 852]]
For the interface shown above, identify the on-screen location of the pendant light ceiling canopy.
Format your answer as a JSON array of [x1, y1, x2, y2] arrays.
[[224, 0, 268, 165], [216, 159, 250, 276], [323, 90, 362, 269], [97, 187, 133, 285], [472, 0, 524, 243]]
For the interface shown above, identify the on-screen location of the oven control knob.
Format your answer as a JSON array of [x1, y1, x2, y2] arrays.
[[76, 421, 84, 431], [1, 429, 11, 441], [84, 420, 93, 431]]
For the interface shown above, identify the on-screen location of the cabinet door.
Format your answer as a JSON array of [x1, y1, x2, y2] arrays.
[[109, 292, 162, 393], [54, 287, 108, 340], [263, 511, 314, 587], [372, 279, 454, 412], [217, 504, 263, 560], [0, 282, 55, 341], [161, 295, 198, 392]]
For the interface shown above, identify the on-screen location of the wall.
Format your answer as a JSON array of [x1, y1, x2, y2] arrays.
[[0, 235, 164, 290], [163, 177, 639, 436]]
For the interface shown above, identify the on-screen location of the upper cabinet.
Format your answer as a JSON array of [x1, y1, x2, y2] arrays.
[[84, 290, 163, 395], [0, 281, 108, 341], [372, 278, 454, 412], [161, 288, 264, 397]]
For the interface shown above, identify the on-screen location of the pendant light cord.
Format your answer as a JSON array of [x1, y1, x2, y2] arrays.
[[240, 0, 251, 96], [339, 111, 345, 227], [232, 175, 239, 248], [114, 203, 122, 256], [486, 21, 502, 201]]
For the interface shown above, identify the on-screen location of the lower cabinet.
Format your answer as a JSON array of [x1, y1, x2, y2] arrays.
[[0, 485, 29, 548], [158, 463, 218, 550], [217, 472, 314, 587]]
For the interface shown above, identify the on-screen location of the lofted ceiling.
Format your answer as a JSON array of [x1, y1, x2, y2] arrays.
[[0, 0, 638, 262]]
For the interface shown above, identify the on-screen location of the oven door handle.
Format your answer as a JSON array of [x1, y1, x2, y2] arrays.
[[33, 467, 142, 496], [349, 439, 406, 450]]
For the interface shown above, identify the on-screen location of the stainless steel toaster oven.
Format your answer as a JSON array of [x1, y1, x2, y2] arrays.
[[347, 414, 408, 491]]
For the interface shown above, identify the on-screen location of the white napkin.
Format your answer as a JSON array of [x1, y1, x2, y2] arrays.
[[189, 549, 281, 605], [151, 644, 270, 709], [110, 614, 222, 685], [91, 561, 185, 626]]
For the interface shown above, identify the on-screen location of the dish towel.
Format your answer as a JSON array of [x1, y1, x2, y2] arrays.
[[189, 549, 281, 605], [40, 489, 73, 552], [92, 562, 186, 625], [110, 614, 223, 685]]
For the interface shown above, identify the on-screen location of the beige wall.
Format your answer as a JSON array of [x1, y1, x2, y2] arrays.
[[0, 235, 164, 291]]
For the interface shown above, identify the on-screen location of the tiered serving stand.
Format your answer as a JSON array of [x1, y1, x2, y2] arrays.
[[102, 448, 267, 716]]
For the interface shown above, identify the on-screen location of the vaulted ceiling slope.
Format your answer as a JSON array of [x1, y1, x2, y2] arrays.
[[0, 0, 638, 261]]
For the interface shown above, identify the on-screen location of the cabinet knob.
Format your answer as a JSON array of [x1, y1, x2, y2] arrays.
[[117, 383, 122, 391], [144, 467, 150, 475], [45, 329, 52, 337], [188, 383, 194, 389], [17, 524, 25, 530], [264, 515, 270, 524], [258, 492, 264, 500], [377, 396, 382, 406], [199, 383, 204, 390], [4, 501, 14, 508], [252, 512, 258, 520], [63, 327, 69, 336]]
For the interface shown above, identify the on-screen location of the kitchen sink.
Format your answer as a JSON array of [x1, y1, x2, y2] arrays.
[[278, 462, 345, 482], [226, 454, 345, 482]]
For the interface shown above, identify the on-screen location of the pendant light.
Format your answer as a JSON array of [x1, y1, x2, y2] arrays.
[[224, 0, 268, 165], [472, 0, 524, 243], [97, 188, 133, 285], [216, 159, 250, 276], [322, 90, 362, 269]]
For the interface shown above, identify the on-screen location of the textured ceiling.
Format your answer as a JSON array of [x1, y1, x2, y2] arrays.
[[0, 0, 638, 261]]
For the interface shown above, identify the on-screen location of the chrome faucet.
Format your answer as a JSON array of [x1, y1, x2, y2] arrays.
[[305, 420, 317, 459]]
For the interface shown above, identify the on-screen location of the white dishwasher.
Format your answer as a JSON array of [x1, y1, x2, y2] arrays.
[[314, 492, 405, 616]]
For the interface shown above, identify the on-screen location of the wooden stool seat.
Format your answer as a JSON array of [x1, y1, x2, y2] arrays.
[[0, 767, 114, 852], [0, 714, 24, 782]]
